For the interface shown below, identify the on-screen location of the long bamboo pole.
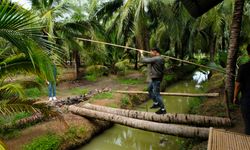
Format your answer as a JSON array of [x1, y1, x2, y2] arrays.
[[69, 105, 209, 139], [76, 37, 228, 74], [115, 90, 219, 97]]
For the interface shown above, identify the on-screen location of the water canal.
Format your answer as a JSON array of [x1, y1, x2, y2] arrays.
[[79, 71, 208, 150]]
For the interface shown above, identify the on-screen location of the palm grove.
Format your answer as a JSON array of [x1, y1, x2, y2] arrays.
[[0, 0, 249, 123]]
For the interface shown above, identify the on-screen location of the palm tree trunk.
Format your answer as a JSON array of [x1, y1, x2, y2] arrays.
[[69, 105, 209, 139], [81, 103, 231, 127], [221, 22, 227, 51], [69, 52, 73, 66], [134, 51, 138, 70], [225, 0, 245, 102], [210, 35, 217, 62], [1, 113, 44, 131], [73, 50, 81, 80], [174, 42, 179, 58]]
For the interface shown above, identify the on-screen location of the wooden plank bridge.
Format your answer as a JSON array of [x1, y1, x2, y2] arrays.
[[208, 128, 250, 150]]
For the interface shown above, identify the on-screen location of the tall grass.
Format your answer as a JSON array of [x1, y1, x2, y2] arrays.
[[23, 134, 61, 150], [93, 92, 113, 99]]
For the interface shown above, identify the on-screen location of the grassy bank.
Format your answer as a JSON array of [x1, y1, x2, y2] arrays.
[[183, 72, 240, 150]]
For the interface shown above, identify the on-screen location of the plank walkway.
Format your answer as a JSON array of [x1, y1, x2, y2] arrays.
[[208, 128, 250, 150]]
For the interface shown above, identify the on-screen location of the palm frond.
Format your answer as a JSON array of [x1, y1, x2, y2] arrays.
[[0, 1, 58, 81], [0, 99, 58, 118], [0, 82, 25, 100], [117, 0, 138, 40], [0, 53, 35, 78], [95, 0, 123, 21]]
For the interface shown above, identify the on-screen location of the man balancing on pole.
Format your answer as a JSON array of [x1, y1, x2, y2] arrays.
[[140, 48, 166, 114]]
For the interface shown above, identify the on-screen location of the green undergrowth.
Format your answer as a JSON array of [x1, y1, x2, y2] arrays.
[[117, 78, 144, 85], [185, 72, 227, 149], [85, 74, 98, 82], [23, 126, 86, 150], [25, 87, 46, 99], [181, 138, 207, 150], [92, 92, 113, 99], [0, 112, 32, 139], [68, 87, 89, 95], [120, 94, 148, 109], [0, 112, 31, 125], [23, 134, 61, 150], [106, 103, 119, 108], [190, 72, 228, 117], [188, 98, 204, 114], [120, 95, 131, 107]]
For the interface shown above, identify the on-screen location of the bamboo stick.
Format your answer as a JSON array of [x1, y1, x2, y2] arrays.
[[115, 90, 220, 97], [76, 37, 229, 75]]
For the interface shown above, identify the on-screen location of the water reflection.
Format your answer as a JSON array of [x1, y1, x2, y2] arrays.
[[80, 71, 206, 150], [80, 124, 182, 150]]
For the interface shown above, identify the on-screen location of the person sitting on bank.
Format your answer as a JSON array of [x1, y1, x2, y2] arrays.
[[139, 47, 166, 115]]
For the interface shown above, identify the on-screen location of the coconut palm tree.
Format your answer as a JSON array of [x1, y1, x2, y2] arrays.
[[28, 0, 70, 62], [225, 0, 245, 101], [96, 0, 150, 69], [0, 0, 57, 115]]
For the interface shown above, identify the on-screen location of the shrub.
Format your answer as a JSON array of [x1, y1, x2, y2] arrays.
[[188, 98, 203, 114], [0, 112, 32, 139], [93, 92, 113, 99], [164, 74, 175, 82], [23, 134, 61, 150], [86, 65, 109, 76], [117, 78, 143, 85], [85, 74, 97, 82], [115, 59, 130, 75], [25, 88, 43, 98], [63, 126, 86, 141], [120, 95, 130, 107], [68, 87, 89, 95], [0, 112, 31, 125]]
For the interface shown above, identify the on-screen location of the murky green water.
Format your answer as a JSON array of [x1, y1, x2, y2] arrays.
[[79, 71, 207, 150]]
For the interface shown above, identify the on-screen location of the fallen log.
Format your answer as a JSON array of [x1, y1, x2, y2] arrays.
[[81, 103, 232, 127], [35, 88, 112, 106], [115, 90, 219, 97], [0, 113, 44, 130], [69, 105, 209, 139]]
